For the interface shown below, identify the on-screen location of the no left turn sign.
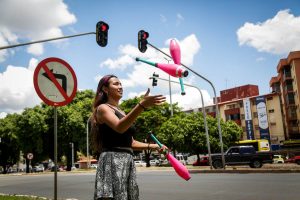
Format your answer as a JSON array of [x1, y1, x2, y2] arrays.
[[33, 57, 77, 107], [27, 153, 33, 160]]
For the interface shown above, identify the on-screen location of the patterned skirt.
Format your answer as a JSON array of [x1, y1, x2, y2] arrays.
[[94, 151, 139, 200]]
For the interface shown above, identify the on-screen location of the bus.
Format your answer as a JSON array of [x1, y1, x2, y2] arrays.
[[236, 139, 270, 152]]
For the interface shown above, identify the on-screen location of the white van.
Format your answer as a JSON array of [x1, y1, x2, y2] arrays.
[[176, 154, 187, 165]]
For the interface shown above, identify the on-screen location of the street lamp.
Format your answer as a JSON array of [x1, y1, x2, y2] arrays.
[[151, 76, 213, 169], [164, 57, 174, 117], [86, 116, 92, 168], [147, 42, 225, 169]]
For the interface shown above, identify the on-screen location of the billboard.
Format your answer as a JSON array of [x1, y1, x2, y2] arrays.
[[243, 98, 255, 140], [256, 96, 270, 141]]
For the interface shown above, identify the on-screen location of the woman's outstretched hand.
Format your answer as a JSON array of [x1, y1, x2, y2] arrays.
[[140, 88, 166, 108]]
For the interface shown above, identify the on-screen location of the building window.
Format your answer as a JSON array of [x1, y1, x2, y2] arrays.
[[239, 102, 243, 107], [270, 122, 276, 126], [267, 97, 273, 101], [269, 109, 275, 113]]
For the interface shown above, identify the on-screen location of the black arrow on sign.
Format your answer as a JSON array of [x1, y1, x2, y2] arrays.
[[42, 69, 67, 93]]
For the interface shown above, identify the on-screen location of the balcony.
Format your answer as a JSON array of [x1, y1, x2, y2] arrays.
[[287, 106, 298, 119], [285, 93, 295, 105], [284, 84, 294, 92]]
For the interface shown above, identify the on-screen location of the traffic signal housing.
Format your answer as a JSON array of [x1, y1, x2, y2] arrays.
[[152, 73, 159, 87], [96, 21, 109, 47], [138, 30, 149, 53]]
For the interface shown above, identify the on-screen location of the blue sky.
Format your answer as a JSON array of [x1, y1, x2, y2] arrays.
[[1, 0, 300, 117]]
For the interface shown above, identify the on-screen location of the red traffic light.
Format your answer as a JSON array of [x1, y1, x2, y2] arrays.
[[96, 21, 109, 47], [138, 30, 149, 53], [143, 32, 149, 39], [101, 24, 108, 31]]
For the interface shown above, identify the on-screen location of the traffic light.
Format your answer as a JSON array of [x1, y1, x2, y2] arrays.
[[152, 73, 159, 87], [138, 30, 149, 53], [96, 21, 109, 47]]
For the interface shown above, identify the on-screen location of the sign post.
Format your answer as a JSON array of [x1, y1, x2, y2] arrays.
[[33, 57, 77, 200]]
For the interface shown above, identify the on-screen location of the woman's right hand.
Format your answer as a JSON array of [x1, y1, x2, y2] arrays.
[[140, 88, 166, 108]]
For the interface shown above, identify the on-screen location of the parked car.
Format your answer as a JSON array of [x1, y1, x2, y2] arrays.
[[273, 155, 284, 164], [33, 165, 44, 172], [134, 160, 146, 167], [210, 146, 274, 169], [193, 156, 209, 166], [149, 159, 160, 166], [176, 154, 187, 165], [90, 164, 98, 169], [285, 156, 300, 165]]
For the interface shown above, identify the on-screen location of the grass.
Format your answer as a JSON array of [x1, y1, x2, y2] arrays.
[[0, 195, 48, 200]]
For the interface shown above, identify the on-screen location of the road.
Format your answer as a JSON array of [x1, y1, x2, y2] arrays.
[[0, 170, 299, 200]]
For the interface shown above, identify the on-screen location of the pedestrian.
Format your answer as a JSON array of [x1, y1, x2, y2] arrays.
[[91, 74, 167, 200]]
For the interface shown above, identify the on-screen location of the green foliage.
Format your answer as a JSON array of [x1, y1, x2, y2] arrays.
[[0, 114, 20, 173], [0, 195, 48, 200], [157, 112, 242, 154], [120, 97, 181, 142], [0, 89, 242, 170]]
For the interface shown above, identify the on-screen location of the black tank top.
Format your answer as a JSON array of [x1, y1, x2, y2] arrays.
[[98, 106, 135, 148]]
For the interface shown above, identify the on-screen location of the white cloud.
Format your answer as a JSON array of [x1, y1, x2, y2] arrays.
[[97, 34, 213, 110], [256, 57, 265, 62], [0, 58, 41, 114], [0, 0, 76, 61], [166, 87, 213, 111], [176, 13, 184, 26], [27, 43, 44, 55], [160, 14, 167, 23], [237, 9, 300, 55], [0, 112, 7, 119], [100, 55, 135, 70]]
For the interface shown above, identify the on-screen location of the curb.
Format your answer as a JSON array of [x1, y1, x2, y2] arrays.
[[188, 169, 300, 173]]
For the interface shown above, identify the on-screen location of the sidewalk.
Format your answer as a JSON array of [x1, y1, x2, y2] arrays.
[[136, 163, 300, 173]]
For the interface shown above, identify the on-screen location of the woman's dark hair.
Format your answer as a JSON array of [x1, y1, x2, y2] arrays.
[[91, 74, 117, 154]]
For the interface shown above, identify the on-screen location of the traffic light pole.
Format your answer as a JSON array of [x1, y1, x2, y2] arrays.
[[147, 42, 225, 169], [150, 76, 213, 169], [0, 32, 95, 50]]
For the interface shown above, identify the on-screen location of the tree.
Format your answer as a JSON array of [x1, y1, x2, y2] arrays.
[[119, 96, 181, 166], [43, 90, 94, 171], [157, 112, 243, 157], [17, 106, 49, 172], [0, 114, 21, 174]]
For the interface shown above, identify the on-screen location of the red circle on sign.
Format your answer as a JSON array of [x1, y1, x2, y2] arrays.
[[33, 57, 77, 107]]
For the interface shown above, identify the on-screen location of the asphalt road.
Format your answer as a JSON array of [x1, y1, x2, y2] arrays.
[[0, 170, 299, 200]]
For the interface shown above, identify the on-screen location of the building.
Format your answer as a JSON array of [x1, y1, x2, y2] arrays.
[[185, 51, 300, 146], [185, 84, 285, 145], [270, 51, 300, 139]]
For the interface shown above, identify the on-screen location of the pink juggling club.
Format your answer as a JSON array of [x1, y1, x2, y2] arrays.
[[170, 39, 186, 95], [135, 58, 188, 78], [150, 133, 191, 181], [170, 39, 181, 65]]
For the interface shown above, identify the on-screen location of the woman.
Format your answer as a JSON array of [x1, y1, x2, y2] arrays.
[[92, 74, 167, 200]]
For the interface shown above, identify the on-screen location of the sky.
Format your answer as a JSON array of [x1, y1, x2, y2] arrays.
[[1, 0, 300, 118]]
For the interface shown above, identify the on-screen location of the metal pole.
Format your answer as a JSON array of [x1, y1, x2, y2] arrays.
[[0, 32, 96, 50], [148, 42, 225, 169], [54, 107, 57, 200], [86, 116, 91, 169], [152, 76, 212, 169], [71, 142, 74, 168], [163, 58, 173, 117], [168, 75, 173, 117]]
